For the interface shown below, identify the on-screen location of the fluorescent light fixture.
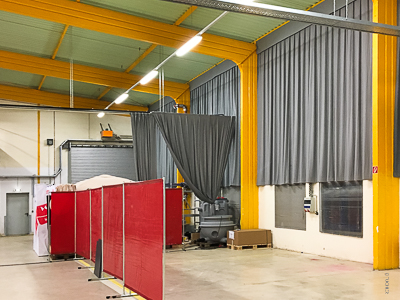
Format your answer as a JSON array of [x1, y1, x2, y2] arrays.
[[115, 93, 129, 104], [176, 35, 203, 57], [140, 70, 159, 85], [97, 112, 105, 118]]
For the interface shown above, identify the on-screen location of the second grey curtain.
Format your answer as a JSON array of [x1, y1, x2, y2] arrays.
[[191, 66, 241, 187], [130, 112, 157, 181], [152, 112, 235, 203], [257, 0, 373, 185], [156, 101, 177, 183]]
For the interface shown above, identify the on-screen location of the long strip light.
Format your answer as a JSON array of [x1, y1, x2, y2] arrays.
[[176, 35, 203, 56], [115, 93, 129, 104], [98, 11, 228, 117], [139, 70, 159, 85]]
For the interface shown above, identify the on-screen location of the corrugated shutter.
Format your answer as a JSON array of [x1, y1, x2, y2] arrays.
[[69, 147, 135, 183]]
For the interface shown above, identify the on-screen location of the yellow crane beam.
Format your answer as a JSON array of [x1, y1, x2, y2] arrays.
[[0, 84, 148, 111], [0, 0, 255, 64], [0, 50, 188, 99]]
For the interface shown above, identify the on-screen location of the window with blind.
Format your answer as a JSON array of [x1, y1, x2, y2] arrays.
[[320, 181, 363, 237]]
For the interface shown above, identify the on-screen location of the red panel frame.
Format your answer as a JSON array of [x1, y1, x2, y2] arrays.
[[50, 192, 75, 255], [103, 185, 123, 280], [90, 188, 102, 262], [76, 190, 90, 259], [166, 188, 183, 246], [124, 179, 164, 300]]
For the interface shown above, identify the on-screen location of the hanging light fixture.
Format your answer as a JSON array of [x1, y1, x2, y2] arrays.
[[97, 112, 105, 118], [140, 70, 159, 85], [176, 35, 203, 57], [115, 93, 129, 104]]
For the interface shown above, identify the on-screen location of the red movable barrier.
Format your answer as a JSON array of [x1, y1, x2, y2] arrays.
[[90, 188, 102, 262], [166, 188, 183, 246], [103, 185, 123, 280], [125, 179, 164, 300], [76, 190, 90, 259], [50, 192, 75, 255]]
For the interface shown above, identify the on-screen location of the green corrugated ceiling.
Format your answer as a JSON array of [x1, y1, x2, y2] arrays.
[[0, 0, 322, 108]]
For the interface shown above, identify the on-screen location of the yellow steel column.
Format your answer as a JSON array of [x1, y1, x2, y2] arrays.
[[37, 111, 41, 183], [372, 0, 399, 270], [238, 52, 258, 229]]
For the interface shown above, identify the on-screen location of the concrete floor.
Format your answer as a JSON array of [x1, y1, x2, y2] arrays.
[[0, 236, 399, 299]]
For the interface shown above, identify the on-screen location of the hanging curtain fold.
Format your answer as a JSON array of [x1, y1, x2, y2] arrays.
[[191, 66, 241, 187], [130, 113, 157, 181], [257, 0, 373, 186], [156, 101, 177, 183], [152, 112, 235, 203]]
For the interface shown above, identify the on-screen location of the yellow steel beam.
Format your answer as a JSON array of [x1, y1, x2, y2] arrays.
[[100, 6, 198, 100], [125, 44, 158, 74], [38, 24, 70, 90], [0, 50, 188, 99], [238, 51, 258, 229], [0, 84, 148, 111], [0, 0, 255, 64], [52, 24, 69, 60], [97, 87, 112, 100], [174, 6, 197, 26], [372, 0, 399, 270]]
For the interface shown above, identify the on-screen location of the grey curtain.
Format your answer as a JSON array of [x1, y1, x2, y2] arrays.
[[156, 100, 177, 183], [130, 113, 157, 181], [257, 0, 372, 186], [191, 66, 241, 187], [152, 112, 235, 203]]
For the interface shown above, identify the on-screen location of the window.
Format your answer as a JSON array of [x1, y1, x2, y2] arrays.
[[275, 185, 306, 230], [320, 181, 363, 237]]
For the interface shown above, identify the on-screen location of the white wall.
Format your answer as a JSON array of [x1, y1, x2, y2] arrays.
[[0, 108, 132, 235], [259, 181, 373, 264]]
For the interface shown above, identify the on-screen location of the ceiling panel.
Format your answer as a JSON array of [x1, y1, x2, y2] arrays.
[[0, 68, 43, 88], [40, 76, 107, 100], [132, 45, 222, 83], [81, 0, 191, 24], [56, 27, 153, 71], [0, 11, 65, 57]]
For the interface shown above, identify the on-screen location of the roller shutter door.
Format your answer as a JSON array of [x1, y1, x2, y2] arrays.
[[69, 147, 135, 183]]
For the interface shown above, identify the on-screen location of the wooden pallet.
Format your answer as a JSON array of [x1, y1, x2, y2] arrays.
[[166, 244, 184, 249], [227, 243, 272, 250]]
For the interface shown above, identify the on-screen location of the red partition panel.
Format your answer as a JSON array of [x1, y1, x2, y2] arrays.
[[76, 190, 90, 259], [90, 188, 102, 262], [50, 192, 75, 255], [125, 179, 164, 300], [166, 188, 182, 246], [103, 185, 123, 280]]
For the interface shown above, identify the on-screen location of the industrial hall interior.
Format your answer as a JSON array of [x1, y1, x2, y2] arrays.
[[0, 0, 399, 299]]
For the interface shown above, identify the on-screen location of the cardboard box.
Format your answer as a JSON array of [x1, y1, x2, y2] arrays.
[[227, 229, 272, 246], [191, 232, 200, 243]]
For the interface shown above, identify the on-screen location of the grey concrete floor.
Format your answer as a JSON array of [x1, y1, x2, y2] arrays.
[[165, 246, 400, 300], [0, 235, 117, 300], [0, 236, 399, 299]]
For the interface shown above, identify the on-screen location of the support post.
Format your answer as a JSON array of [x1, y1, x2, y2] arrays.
[[89, 189, 92, 261], [74, 191, 77, 259], [238, 51, 259, 229], [372, 0, 400, 270], [122, 183, 126, 295]]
